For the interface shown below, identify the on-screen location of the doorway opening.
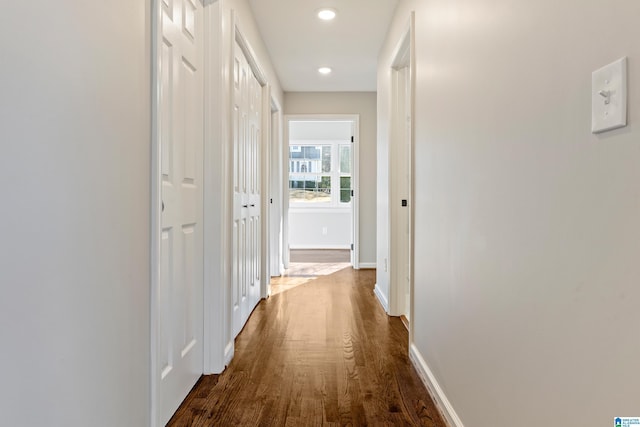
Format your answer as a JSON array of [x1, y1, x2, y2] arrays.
[[282, 116, 360, 273]]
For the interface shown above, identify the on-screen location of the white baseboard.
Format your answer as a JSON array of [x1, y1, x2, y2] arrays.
[[373, 284, 389, 312], [289, 245, 351, 250], [409, 343, 464, 427], [358, 262, 376, 269], [224, 341, 234, 366]]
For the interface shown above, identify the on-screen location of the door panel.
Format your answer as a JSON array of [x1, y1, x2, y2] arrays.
[[248, 76, 262, 315], [158, 0, 204, 424], [232, 41, 262, 337], [232, 43, 246, 337], [159, 230, 172, 379]]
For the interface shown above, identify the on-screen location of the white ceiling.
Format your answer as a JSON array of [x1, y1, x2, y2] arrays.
[[248, 0, 398, 92]]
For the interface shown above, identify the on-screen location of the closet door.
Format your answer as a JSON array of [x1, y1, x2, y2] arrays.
[[158, 0, 204, 423], [232, 41, 262, 337]]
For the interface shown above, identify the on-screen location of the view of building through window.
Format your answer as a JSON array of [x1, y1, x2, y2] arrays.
[[289, 142, 351, 205]]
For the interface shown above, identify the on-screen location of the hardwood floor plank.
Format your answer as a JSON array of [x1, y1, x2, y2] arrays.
[[168, 268, 445, 427]]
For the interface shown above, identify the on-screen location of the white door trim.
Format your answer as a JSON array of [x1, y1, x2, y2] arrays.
[[388, 13, 416, 338], [269, 99, 283, 278], [265, 95, 282, 288], [283, 114, 360, 269], [260, 85, 272, 298], [203, 1, 229, 375], [150, 2, 162, 426]]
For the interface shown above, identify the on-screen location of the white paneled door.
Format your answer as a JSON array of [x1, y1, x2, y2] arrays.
[[232, 41, 262, 337], [158, 0, 204, 424]]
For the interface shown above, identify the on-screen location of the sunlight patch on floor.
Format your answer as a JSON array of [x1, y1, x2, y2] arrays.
[[270, 262, 351, 295]]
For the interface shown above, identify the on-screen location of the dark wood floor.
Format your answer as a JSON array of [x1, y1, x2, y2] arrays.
[[168, 267, 445, 427]]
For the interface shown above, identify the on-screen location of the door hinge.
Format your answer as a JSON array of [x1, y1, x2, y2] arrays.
[[351, 136, 354, 143], [351, 243, 354, 251], [351, 189, 354, 197]]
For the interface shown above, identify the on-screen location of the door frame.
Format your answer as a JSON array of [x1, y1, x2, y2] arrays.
[[261, 96, 280, 297], [268, 97, 283, 280], [388, 13, 416, 338], [283, 114, 360, 269], [150, 1, 161, 425], [202, 1, 229, 376], [231, 15, 269, 332], [203, 7, 273, 375]]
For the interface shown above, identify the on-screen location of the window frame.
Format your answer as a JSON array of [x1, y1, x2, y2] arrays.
[[288, 139, 352, 209]]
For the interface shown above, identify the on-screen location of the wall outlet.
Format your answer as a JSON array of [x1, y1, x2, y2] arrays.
[[322, 227, 328, 235]]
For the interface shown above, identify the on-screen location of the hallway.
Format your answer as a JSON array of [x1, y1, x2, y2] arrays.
[[168, 267, 445, 426]]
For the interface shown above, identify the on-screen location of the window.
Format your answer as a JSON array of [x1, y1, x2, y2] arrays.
[[339, 144, 351, 203], [289, 142, 351, 206]]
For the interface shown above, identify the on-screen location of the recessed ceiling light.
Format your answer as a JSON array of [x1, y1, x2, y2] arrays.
[[317, 8, 337, 21], [318, 67, 332, 75]]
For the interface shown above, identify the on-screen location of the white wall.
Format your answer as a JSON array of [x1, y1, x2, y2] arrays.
[[289, 210, 351, 249], [0, 2, 151, 426], [290, 120, 353, 139], [284, 92, 377, 266], [379, 1, 640, 426], [206, 0, 284, 371]]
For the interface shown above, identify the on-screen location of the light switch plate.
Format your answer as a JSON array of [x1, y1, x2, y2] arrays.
[[592, 57, 627, 134]]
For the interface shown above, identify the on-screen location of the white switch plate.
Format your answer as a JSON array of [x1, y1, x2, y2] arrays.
[[592, 57, 627, 133]]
